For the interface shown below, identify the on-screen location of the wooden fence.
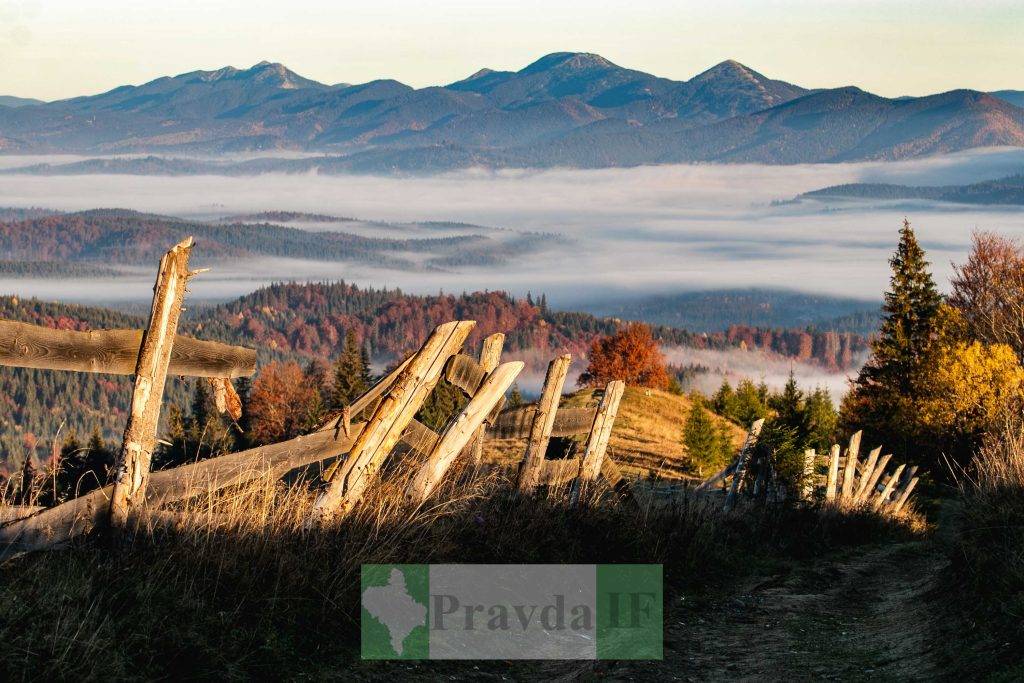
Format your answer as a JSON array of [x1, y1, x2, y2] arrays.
[[700, 421, 919, 514], [0, 237, 915, 555]]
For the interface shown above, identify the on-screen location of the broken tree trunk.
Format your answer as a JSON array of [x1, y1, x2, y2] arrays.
[[873, 464, 906, 511], [0, 319, 256, 378], [855, 453, 891, 503], [407, 360, 523, 502], [825, 444, 841, 500], [516, 354, 572, 493], [723, 418, 765, 512], [310, 321, 475, 522], [469, 333, 505, 466], [109, 237, 195, 529], [853, 447, 882, 501], [840, 431, 862, 500]]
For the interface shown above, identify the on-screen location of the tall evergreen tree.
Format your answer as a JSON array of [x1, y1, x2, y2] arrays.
[[683, 400, 722, 465], [770, 372, 809, 442], [332, 330, 370, 408], [842, 220, 944, 456]]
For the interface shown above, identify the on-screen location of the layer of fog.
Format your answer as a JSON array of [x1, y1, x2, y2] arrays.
[[1, 147, 1022, 311]]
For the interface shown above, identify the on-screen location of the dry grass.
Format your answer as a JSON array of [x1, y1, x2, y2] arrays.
[[485, 386, 745, 481], [0, 450, 923, 681], [943, 418, 1024, 676]]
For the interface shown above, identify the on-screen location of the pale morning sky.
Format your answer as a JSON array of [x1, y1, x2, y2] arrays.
[[1, 0, 1019, 102]]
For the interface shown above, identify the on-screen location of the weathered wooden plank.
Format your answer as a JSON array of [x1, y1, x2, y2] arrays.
[[0, 319, 256, 378], [853, 447, 882, 501], [109, 237, 194, 528], [310, 321, 475, 521], [696, 458, 738, 492], [0, 506, 43, 524], [855, 453, 891, 504], [491, 406, 597, 439], [470, 333, 505, 466], [517, 354, 572, 493], [1, 423, 365, 554], [541, 457, 583, 486], [873, 463, 906, 511], [407, 361, 523, 502], [723, 418, 764, 512], [892, 476, 919, 514], [840, 431, 862, 500], [825, 444, 841, 500], [445, 353, 487, 397], [396, 418, 441, 460]]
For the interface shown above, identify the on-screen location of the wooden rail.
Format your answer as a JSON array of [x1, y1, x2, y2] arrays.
[[0, 320, 256, 378]]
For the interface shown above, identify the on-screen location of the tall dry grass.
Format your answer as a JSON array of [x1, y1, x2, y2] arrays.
[[0, 454, 923, 680], [946, 417, 1024, 673]]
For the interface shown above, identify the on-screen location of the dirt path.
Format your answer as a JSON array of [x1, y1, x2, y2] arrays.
[[631, 540, 946, 681]]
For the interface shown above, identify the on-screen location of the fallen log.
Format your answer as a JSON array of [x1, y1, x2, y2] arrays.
[[0, 422, 365, 554], [0, 319, 256, 378]]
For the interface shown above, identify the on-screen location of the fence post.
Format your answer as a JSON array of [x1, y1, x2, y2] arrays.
[[469, 333, 505, 467], [825, 444, 841, 500], [578, 380, 625, 482], [108, 237, 194, 529], [853, 447, 881, 501], [309, 321, 475, 522], [892, 477, 919, 513], [517, 354, 571, 493], [723, 418, 764, 512], [840, 430, 862, 500], [873, 464, 906, 511], [855, 453, 891, 503], [407, 361, 523, 503]]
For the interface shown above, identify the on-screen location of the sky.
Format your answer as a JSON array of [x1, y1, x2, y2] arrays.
[[0, 0, 1019, 102]]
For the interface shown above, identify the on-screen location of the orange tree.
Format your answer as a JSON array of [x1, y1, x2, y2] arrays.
[[578, 322, 670, 389]]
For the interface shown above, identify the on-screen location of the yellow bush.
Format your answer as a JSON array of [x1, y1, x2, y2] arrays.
[[920, 341, 1024, 432]]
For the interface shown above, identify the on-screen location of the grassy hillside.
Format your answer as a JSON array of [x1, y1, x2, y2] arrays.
[[485, 386, 746, 480]]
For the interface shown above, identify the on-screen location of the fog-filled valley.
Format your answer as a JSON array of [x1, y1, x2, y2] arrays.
[[1, 146, 1022, 394]]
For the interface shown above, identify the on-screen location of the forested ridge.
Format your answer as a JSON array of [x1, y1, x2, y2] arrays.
[[0, 282, 869, 474], [0, 209, 525, 269]]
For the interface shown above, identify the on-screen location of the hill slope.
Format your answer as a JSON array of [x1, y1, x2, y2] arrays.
[[800, 173, 1024, 205]]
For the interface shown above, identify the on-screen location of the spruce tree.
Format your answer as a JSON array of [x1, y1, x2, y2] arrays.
[[770, 372, 809, 443], [332, 330, 370, 408], [842, 219, 943, 456], [683, 401, 721, 464]]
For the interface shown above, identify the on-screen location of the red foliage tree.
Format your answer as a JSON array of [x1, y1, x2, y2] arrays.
[[246, 362, 320, 445], [578, 323, 670, 389]]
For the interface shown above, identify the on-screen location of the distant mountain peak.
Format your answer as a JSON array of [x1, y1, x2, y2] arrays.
[[693, 59, 768, 85], [519, 52, 616, 75], [466, 68, 494, 80]]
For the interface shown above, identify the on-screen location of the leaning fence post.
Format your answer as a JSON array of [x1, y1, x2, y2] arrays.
[[891, 476, 919, 513], [569, 380, 625, 506], [407, 360, 523, 503], [840, 430, 862, 500], [469, 333, 505, 467], [517, 354, 572, 493], [855, 453, 891, 503], [853, 446, 881, 501], [309, 321, 475, 522], [108, 237, 194, 529], [873, 463, 906, 511], [723, 418, 764, 512]]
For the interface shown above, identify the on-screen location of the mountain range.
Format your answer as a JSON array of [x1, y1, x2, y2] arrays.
[[1, 53, 1022, 171]]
